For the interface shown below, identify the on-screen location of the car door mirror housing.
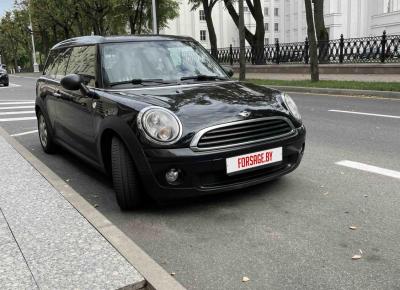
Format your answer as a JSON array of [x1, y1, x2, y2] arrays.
[[222, 66, 234, 78], [61, 74, 84, 91], [61, 74, 99, 99]]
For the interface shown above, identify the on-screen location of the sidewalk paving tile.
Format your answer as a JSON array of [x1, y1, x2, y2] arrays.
[[0, 213, 38, 290], [0, 135, 145, 289]]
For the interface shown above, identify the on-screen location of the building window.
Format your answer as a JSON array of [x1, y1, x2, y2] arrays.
[[199, 10, 205, 21], [244, 6, 249, 12], [264, 23, 269, 31], [385, 0, 400, 12], [200, 30, 207, 41], [264, 7, 269, 16], [264, 38, 269, 45], [274, 23, 279, 32], [274, 8, 279, 16]]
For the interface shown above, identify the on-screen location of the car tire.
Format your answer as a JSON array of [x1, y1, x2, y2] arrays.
[[111, 136, 142, 210], [37, 111, 56, 154], [4, 82, 9, 87]]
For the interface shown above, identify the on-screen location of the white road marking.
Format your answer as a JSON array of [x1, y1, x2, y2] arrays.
[[336, 160, 400, 180], [0, 101, 35, 105], [329, 110, 400, 119], [9, 75, 38, 80], [0, 117, 37, 122], [0, 100, 34, 102], [0, 111, 35, 116], [11, 130, 38, 137], [0, 83, 21, 88], [0, 106, 33, 110]]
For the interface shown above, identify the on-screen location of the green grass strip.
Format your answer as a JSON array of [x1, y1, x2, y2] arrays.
[[245, 79, 400, 92]]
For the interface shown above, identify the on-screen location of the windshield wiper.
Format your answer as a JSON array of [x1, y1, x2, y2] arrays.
[[109, 78, 169, 87], [180, 75, 227, 81]]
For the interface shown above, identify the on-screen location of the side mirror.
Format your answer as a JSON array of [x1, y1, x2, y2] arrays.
[[61, 74, 83, 91], [222, 66, 234, 78], [61, 74, 97, 98]]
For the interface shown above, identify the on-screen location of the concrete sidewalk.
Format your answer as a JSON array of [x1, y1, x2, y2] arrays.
[[0, 133, 145, 289]]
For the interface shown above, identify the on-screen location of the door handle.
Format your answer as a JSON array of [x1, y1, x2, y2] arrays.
[[53, 91, 62, 98]]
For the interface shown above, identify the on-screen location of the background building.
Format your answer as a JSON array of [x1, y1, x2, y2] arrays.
[[162, 0, 400, 48]]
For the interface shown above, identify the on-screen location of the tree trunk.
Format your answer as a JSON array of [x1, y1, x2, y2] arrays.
[[239, 0, 245, 80], [304, 0, 319, 81], [224, 0, 264, 64], [63, 26, 70, 39], [137, 0, 145, 34], [224, 0, 255, 46], [129, 0, 141, 35], [250, 0, 265, 64], [129, 15, 136, 34], [203, 3, 218, 59], [313, 0, 329, 63]]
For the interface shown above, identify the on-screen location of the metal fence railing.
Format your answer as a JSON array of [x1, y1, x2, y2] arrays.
[[216, 31, 400, 65]]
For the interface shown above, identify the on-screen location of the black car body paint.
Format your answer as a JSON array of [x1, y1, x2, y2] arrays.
[[0, 68, 9, 86]]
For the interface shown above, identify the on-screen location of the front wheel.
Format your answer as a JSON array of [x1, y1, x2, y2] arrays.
[[111, 137, 142, 210], [37, 111, 56, 153]]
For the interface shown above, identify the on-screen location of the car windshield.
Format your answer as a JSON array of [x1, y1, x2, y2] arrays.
[[100, 40, 228, 87]]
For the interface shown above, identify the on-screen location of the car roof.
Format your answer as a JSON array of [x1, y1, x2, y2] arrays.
[[51, 35, 195, 50]]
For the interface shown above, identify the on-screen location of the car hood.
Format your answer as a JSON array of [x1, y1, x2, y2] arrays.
[[109, 81, 291, 133]]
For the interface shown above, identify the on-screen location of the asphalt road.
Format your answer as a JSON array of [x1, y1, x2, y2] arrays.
[[1, 75, 400, 290]]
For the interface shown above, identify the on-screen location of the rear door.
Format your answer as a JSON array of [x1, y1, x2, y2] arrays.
[[56, 45, 98, 160], [40, 49, 70, 131]]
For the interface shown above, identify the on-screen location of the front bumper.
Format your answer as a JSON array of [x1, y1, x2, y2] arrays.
[[140, 125, 306, 200]]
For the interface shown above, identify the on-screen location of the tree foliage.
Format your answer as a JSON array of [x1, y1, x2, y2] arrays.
[[0, 0, 178, 70]]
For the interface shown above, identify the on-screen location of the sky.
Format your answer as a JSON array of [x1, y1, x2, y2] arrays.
[[0, 0, 15, 17]]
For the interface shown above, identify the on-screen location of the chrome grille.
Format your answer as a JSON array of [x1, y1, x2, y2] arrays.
[[191, 117, 295, 151]]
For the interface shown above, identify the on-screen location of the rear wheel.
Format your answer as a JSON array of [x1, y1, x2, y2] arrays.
[[37, 111, 56, 153], [111, 137, 142, 210], [4, 82, 9, 87]]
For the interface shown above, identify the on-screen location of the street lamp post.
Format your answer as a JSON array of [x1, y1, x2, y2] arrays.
[[152, 0, 157, 34], [28, 5, 39, 72]]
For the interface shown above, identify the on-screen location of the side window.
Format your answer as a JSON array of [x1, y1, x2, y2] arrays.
[[65, 46, 97, 86], [54, 48, 72, 80]]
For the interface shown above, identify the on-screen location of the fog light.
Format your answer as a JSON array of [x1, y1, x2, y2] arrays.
[[165, 168, 179, 184]]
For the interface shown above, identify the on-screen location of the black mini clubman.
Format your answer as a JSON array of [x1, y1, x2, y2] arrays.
[[36, 35, 306, 210]]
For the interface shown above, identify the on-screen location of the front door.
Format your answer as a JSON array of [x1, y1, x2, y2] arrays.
[[56, 45, 97, 160]]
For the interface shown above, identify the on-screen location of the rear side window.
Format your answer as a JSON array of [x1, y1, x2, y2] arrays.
[[65, 45, 97, 86], [54, 49, 72, 80], [44, 51, 58, 76], [44, 48, 71, 79]]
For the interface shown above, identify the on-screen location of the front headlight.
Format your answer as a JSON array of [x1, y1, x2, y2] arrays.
[[138, 107, 182, 145], [282, 93, 301, 121]]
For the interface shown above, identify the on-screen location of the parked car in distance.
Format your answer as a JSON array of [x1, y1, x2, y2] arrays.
[[0, 66, 9, 86], [35, 35, 306, 210]]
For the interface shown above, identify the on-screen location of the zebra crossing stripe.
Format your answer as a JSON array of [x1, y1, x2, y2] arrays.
[[0, 101, 35, 105], [0, 117, 37, 122], [0, 106, 34, 110], [0, 111, 35, 116]]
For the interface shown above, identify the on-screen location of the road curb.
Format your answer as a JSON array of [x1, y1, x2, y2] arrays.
[[0, 126, 186, 290], [266, 85, 400, 99]]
